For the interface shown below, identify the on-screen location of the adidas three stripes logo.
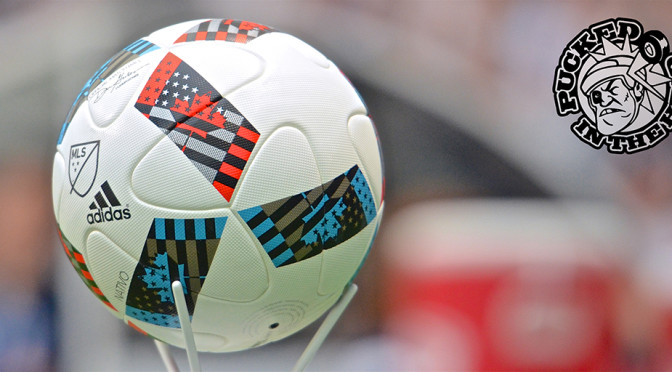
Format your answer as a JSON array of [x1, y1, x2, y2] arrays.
[[89, 181, 121, 210], [86, 181, 131, 224]]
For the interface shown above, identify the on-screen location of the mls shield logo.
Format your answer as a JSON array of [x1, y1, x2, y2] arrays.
[[69, 141, 100, 197]]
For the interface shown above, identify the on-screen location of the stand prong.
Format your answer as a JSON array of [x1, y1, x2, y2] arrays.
[[291, 283, 358, 372], [172, 281, 202, 372], [153, 282, 357, 372], [155, 339, 180, 372]]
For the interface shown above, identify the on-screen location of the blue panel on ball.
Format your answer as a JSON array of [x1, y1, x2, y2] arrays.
[[125, 216, 227, 326], [239, 164, 377, 268]]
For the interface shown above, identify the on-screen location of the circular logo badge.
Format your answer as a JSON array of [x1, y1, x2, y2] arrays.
[[553, 18, 672, 153]]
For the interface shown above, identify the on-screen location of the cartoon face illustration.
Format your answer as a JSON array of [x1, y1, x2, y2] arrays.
[[578, 36, 672, 138], [554, 19, 672, 153], [587, 76, 644, 135]]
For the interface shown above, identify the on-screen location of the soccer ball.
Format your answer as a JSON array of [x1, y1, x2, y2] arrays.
[[51, 19, 384, 352]]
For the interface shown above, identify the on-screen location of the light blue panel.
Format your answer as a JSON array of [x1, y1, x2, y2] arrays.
[[154, 218, 166, 240], [174, 219, 185, 240], [272, 248, 294, 267], [263, 233, 285, 253], [351, 169, 376, 223], [194, 218, 206, 240], [252, 217, 274, 238], [238, 206, 263, 222], [214, 217, 227, 238]]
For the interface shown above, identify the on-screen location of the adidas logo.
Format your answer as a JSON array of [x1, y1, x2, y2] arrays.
[[86, 181, 131, 224]]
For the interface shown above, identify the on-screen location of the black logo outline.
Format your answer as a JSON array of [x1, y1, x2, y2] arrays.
[[553, 18, 672, 154], [69, 140, 100, 197]]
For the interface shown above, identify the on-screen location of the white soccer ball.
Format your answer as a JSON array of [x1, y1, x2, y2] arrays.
[[52, 19, 384, 352]]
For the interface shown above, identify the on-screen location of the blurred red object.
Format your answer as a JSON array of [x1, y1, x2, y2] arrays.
[[381, 200, 630, 371]]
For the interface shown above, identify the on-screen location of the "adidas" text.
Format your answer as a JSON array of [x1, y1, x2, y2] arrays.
[[86, 180, 132, 224], [87, 207, 131, 224]]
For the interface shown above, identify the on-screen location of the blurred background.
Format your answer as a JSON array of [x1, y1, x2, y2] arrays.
[[3, 0, 672, 371]]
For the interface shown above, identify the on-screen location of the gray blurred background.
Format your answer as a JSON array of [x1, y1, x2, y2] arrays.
[[3, 1, 672, 371]]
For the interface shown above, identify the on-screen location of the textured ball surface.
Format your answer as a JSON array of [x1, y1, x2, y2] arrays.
[[52, 19, 384, 352]]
